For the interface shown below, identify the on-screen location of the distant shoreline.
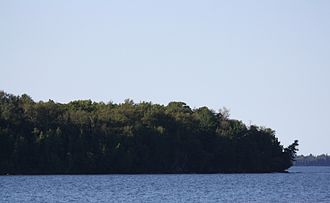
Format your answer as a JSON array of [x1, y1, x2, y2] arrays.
[[294, 154, 330, 166]]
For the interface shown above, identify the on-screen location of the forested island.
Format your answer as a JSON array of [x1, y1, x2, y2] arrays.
[[294, 154, 330, 166], [0, 91, 298, 174]]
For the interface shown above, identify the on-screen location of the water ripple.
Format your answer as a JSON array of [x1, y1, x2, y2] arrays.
[[1, 166, 330, 202]]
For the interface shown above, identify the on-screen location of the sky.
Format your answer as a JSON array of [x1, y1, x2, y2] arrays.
[[1, 0, 329, 155]]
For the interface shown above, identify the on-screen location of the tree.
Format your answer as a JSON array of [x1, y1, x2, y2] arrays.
[[0, 91, 298, 174]]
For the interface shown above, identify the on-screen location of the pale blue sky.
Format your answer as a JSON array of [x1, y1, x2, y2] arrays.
[[1, 0, 330, 155]]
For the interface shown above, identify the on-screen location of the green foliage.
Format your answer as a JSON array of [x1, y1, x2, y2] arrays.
[[0, 91, 297, 174]]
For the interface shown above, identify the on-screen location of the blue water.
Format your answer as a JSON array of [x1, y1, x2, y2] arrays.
[[1, 166, 330, 202]]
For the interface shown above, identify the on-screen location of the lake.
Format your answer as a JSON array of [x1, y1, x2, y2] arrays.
[[1, 166, 330, 202]]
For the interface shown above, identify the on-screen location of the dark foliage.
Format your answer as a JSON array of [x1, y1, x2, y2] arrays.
[[0, 91, 298, 174]]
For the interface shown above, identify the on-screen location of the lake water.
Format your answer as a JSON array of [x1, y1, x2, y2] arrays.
[[1, 166, 330, 202]]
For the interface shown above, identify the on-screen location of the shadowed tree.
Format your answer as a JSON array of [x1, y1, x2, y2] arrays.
[[0, 91, 298, 174]]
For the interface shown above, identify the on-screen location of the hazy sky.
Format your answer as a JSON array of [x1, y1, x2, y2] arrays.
[[1, 0, 329, 155]]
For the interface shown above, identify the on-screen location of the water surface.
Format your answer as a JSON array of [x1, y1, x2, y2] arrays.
[[1, 166, 330, 202]]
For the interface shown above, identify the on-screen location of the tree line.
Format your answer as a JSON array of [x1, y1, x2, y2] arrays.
[[294, 154, 330, 166], [0, 91, 298, 174]]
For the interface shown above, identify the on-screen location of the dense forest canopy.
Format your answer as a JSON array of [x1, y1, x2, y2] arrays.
[[0, 91, 298, 174]]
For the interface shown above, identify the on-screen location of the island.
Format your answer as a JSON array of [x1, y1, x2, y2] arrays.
[[0, 91, 298, 174]]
